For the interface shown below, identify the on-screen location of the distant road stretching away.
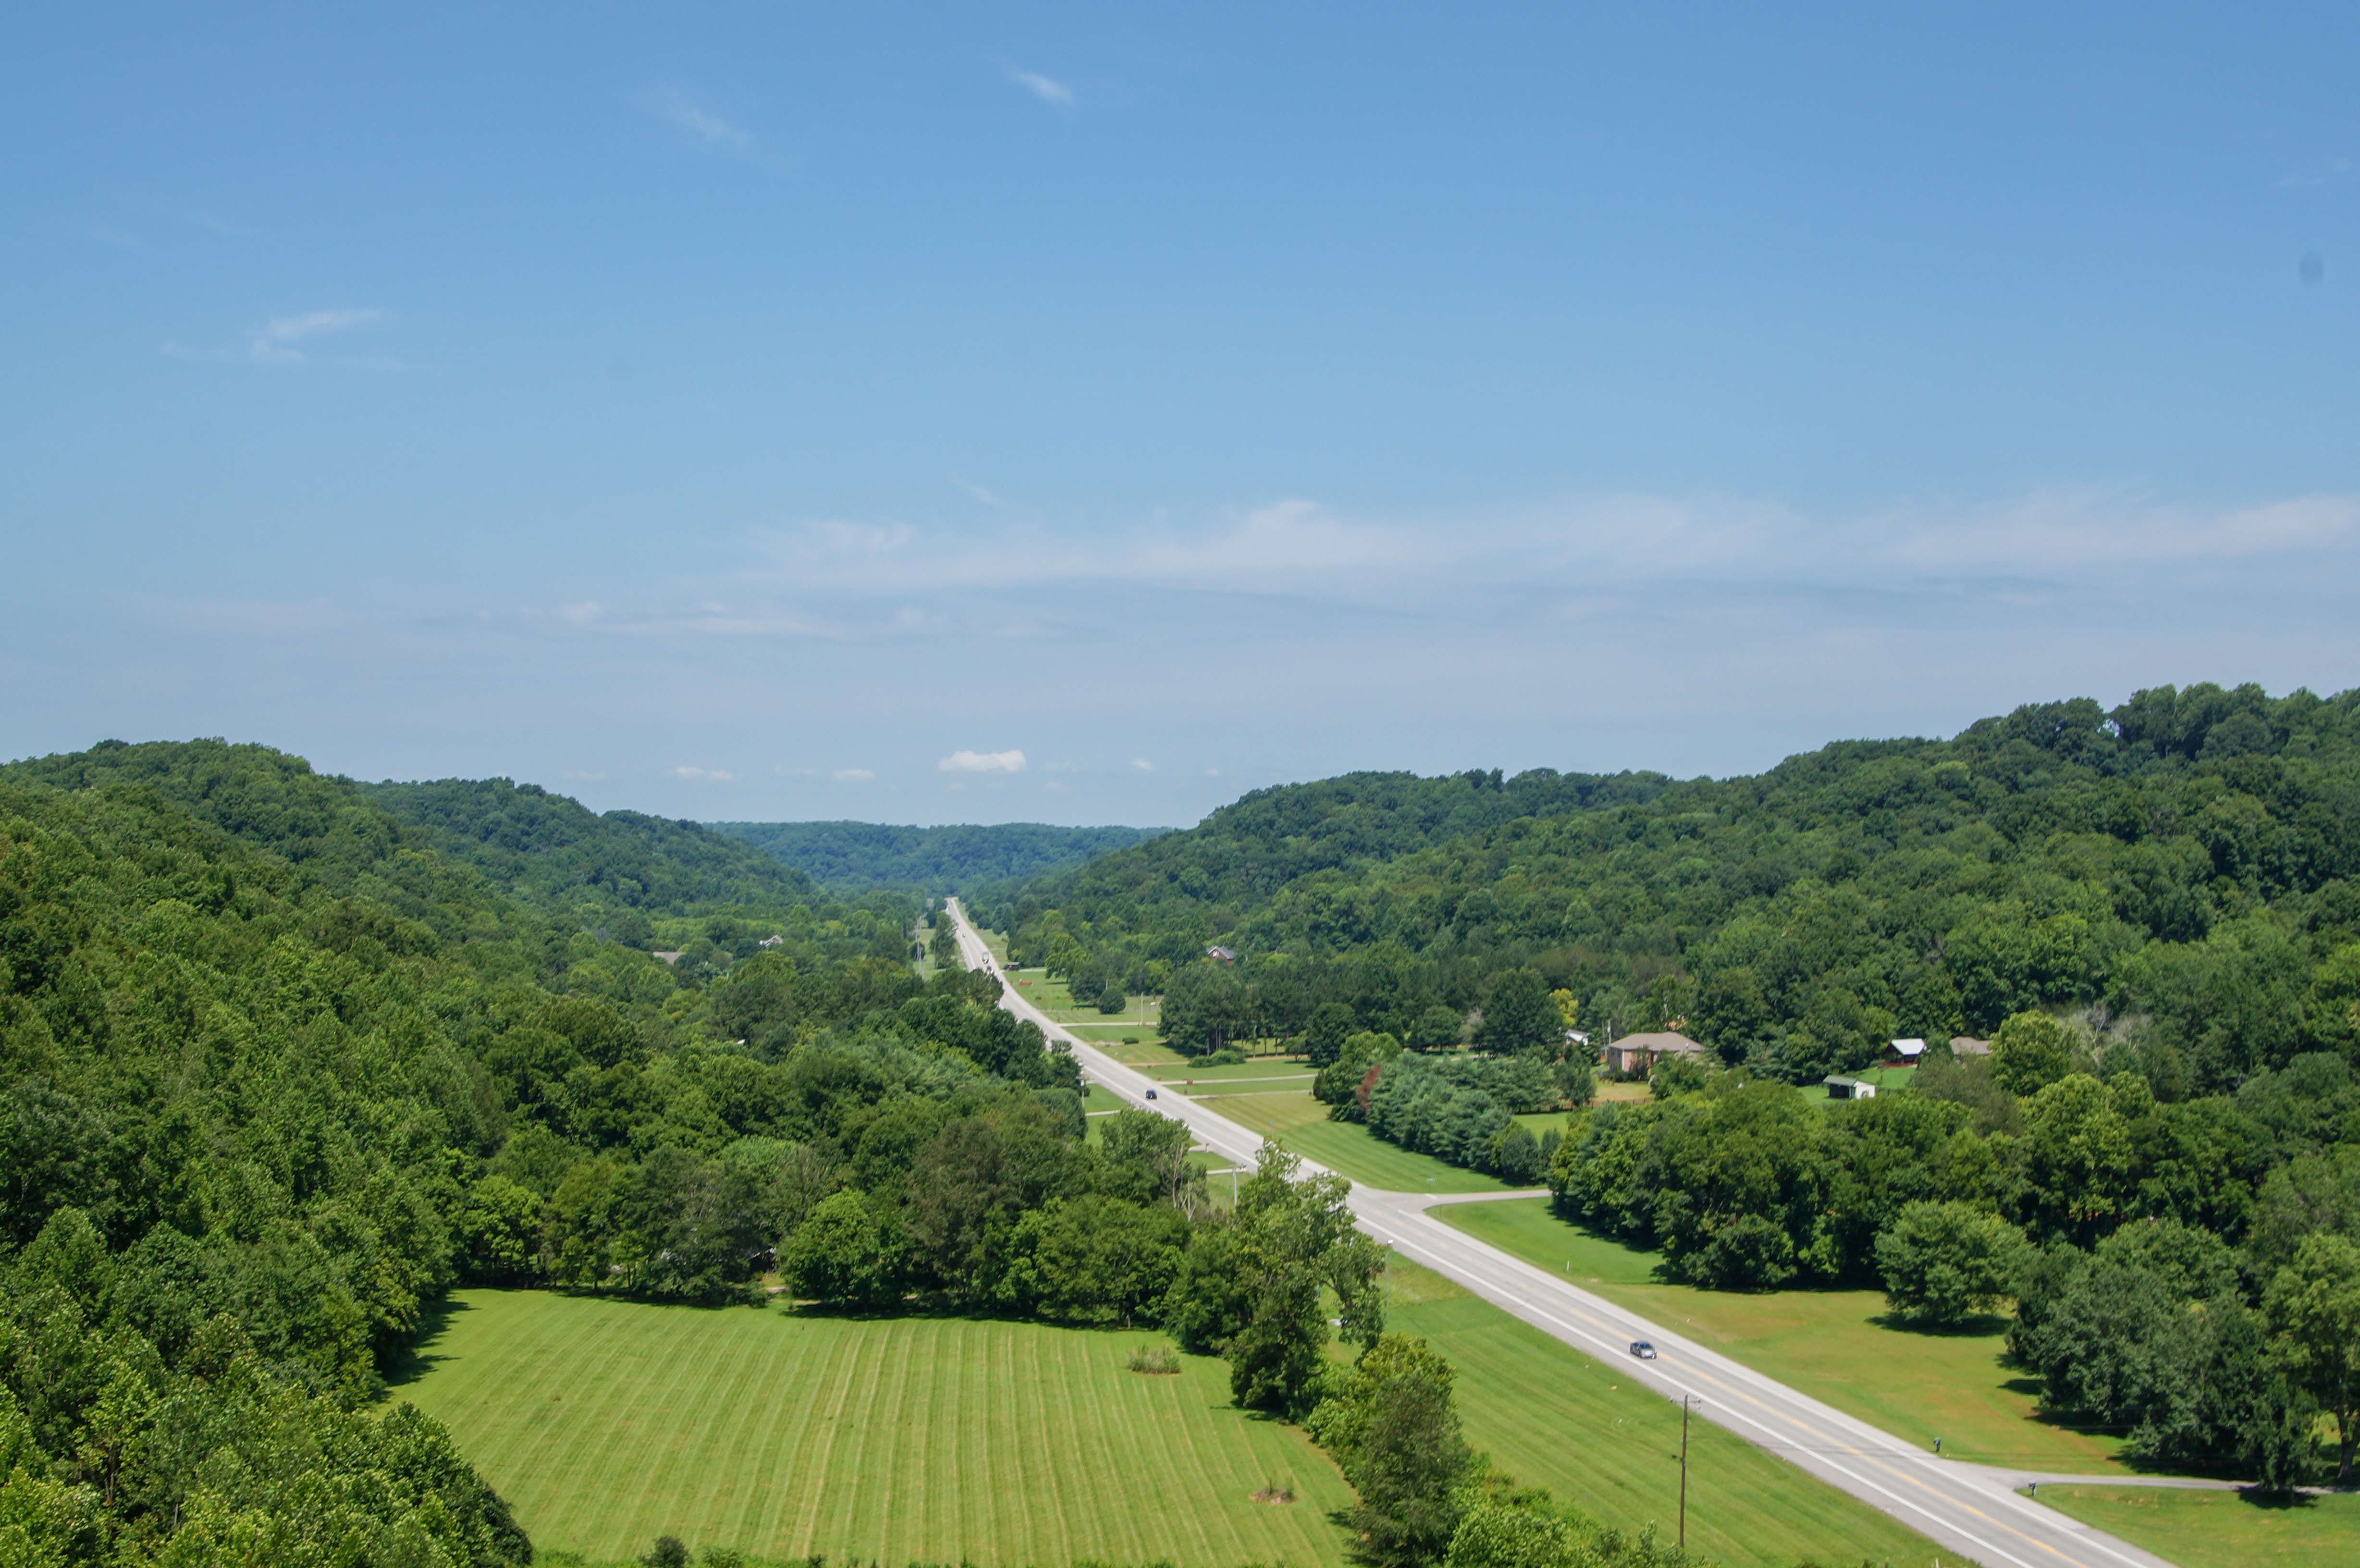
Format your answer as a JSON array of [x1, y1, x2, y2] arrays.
[[944, 900, 2180, 1568]]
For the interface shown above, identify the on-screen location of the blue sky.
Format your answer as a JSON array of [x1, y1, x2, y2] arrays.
[[3, 3, 2354, 826]]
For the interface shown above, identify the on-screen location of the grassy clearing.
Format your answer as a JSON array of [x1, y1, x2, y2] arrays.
[[1008, 967, 1164, 1030], [1378, 1259, 1955, 1568], [1784, 1064, 1920, 1115], [1065, 1019, 1178, 1047], [1188, 1082, 1323, 1101], [1430, 1198, 2131, 1473], [396, 1291, 1352, 1568], [1147, 1058, 1314, 1083], [2029, 1484, 2360, 1568], [1207, 1092, 1515, 1194]]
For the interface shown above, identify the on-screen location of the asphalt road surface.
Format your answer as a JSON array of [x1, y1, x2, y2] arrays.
[[944, 900, 2181, 1568]]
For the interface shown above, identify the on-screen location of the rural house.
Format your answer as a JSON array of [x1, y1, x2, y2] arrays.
[[1883, 1038, 1928, 1067], [1603, 1030, 1707, 1077]]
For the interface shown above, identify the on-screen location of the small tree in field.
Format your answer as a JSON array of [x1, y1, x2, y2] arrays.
[[1097, 975, 1129, 1014], [1876, 1200, 2034, 1326]]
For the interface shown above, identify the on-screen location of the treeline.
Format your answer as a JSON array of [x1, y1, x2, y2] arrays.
[[977, 683, 2360, 1094], [0, 742, 1095, 1566], [1545, 1020, 2360, 1483], [713, 820, 1167, 893]]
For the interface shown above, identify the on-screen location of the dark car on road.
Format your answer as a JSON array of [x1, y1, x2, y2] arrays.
[[1144, 1088, 1158, 1099]]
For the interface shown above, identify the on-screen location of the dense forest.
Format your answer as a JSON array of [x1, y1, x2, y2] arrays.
[[713, 819, 1166, 893], [977, 682, 2360, 1486], [0, 742, 1352, 1568]]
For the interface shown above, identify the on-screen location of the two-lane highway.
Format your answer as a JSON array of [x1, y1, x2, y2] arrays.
[[944, 900, 2179, 1568]]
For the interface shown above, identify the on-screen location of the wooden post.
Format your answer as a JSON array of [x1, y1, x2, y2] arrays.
[[1678, 1394, 1690, 1551]]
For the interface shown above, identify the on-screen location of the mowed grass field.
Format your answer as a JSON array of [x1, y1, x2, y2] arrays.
[[1433, 1198, 2131, 1473], [2030, 1483, 2360, 1567], [398, 1292, 1353, 1568], [1211, 1091, 1518, 1195], [1378, 1260, 1954, 1568]]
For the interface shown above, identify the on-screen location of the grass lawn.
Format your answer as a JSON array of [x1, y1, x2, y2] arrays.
[[1430, 1198, 2131, 1474], [1208, 1092, 1516, 1194], [1187, 1080, 1322, 1099], [1380, 1259, 1954, 1568], [396, 1291, 1352, 1568], [1199, 1088, 1331, 1139], [1149, 1059, 1315, 1083], [2030, 1484, 2360, 1568], [1064, 1018, 1174, 1043], [1096, 1038, 1192, 1066]]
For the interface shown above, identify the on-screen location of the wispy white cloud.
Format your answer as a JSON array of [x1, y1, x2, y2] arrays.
[[249, 308, 386, 364], [938, 748, 1026, 774], [564, 770, 607, 781], [1131, 758, 1155, 772], [832, 767, 875, 782], [166, 307, 393, 368], [672, 765, 737, 782], [647, 85, 754, 151], [1008, 68, 1074, 106]]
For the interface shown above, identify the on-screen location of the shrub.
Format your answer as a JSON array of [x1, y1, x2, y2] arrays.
[[1127, 1343, 1181, 1374]]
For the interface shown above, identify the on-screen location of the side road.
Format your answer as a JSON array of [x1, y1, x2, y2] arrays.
[[944, 901, 2182, 1568]]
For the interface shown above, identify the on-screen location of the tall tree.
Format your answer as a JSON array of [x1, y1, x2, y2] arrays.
[[2265, 1232, 2360, 1482]]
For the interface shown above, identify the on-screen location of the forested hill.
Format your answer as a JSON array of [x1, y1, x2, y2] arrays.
[[365, 775, 824, 911], [712, 818, 1168, 892], [972, 683, 2360, 1092], [971, 769, 1671, 937]]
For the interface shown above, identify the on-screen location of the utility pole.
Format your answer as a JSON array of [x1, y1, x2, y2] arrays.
[[1678, 1394, 1690, 1552]]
